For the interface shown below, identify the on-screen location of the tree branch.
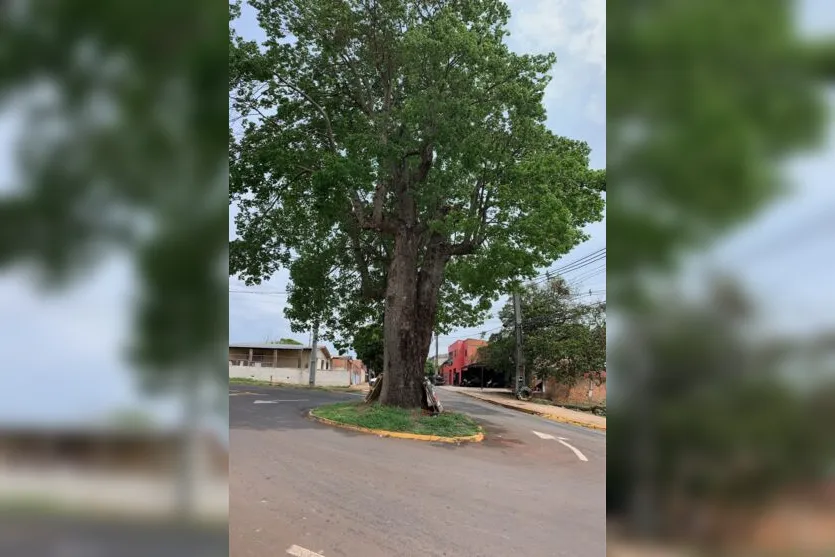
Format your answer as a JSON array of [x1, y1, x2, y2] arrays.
[[345, 219, 386, 300], [349, 187, 396, 234], [275, 74, 337, 152]]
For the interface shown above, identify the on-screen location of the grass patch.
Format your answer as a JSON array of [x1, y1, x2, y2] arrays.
[[311, 401, 481, 438], [229, 377, 355, 392]]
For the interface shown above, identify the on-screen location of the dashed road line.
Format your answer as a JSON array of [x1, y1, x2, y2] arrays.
[[253, 399, 308, 404]]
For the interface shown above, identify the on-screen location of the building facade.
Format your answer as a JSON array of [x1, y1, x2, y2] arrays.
[[440, 339, 488, 386], [229, 342, 352, 386]]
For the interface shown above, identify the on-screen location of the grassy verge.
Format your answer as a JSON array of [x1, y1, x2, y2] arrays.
[[229, 377, 355, 392], [311, 401, 482, 438]]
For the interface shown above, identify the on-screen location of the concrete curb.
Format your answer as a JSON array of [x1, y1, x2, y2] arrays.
[[459, 392, 606, 432], [308, 410, 484, 444]]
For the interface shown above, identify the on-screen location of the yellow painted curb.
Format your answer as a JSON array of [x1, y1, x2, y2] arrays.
[[308, 410, 484, 443], [461, 393, 606, 432]]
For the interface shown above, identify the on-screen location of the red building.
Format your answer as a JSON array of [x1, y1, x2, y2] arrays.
[[441, 339, 488, 386]]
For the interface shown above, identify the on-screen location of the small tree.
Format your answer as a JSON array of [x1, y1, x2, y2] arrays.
[[480, 278, 606, 387], [350, 322, 384, 377], [424, 359, 436, 377]]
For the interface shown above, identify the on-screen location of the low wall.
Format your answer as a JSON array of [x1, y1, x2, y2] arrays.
[[229, 365, 351, 387], [544, 375, 607, 406]]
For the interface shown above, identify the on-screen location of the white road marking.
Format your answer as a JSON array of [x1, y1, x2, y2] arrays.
[[254, 399, 308, 404], [532, 431, 588, 461], [556, 439, 588, 461], [286, 544, 325, 557]]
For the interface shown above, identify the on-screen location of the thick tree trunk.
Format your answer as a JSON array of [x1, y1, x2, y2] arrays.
[[379, 229, 445, 408]]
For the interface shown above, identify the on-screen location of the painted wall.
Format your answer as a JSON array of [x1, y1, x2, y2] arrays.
[[441, 339, 487, 385], [229, 365, 351, 387], [332, 358, 367, 384], [544, 373, 607, 405]]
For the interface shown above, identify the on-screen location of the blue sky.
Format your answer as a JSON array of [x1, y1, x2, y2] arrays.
[[0, 0, 833, 424]]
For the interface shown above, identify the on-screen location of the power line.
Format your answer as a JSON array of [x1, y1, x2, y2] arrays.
[[533, 247, 605, 277], [567, 265, 606, 288], [436, 290, 606, 343], [526, 249, 606, 287]]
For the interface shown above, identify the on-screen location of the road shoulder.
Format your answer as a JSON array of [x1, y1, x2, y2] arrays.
[[452, 389, 606, 431]]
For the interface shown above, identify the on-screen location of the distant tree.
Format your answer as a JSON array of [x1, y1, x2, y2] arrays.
[[479, 278, 605, 387], [267, 337, 303, 345], [424, 359, 436, 376], [351, 323, 384, 377]]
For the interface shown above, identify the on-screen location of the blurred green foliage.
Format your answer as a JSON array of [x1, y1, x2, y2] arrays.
[[0, 1, 228, 390], [608, 282, 835, 535], [350, 322, 385, 376], [608, 0, 826, 288], [608, 0, 835, 543], [479, 278, 606, 386]]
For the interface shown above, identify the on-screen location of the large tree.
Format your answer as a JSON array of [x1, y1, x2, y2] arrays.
[[230, 0, 605, 407]]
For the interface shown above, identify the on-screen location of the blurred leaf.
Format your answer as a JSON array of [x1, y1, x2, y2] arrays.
[[0, 1, 228, 388]]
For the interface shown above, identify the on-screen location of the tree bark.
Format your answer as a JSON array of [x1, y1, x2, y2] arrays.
[[378, 228, 446, 408]]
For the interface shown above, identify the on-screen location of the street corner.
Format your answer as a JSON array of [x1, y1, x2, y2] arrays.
[[459, 391, 606, 433]]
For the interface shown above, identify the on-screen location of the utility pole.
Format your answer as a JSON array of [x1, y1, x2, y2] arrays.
[[308, 319, 319, 386], [513, 290, 525, 393]]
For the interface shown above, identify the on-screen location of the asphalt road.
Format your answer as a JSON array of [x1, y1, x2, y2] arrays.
[[230, 385, 606, 557], [0, 514, 228, 557]]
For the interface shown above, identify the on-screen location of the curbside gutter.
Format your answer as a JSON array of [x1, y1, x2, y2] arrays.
[[308, 410, 484, 444], [459, 392, 606, 432]]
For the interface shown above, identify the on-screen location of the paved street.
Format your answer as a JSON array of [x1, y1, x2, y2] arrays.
[[230, 384, 606, 557]]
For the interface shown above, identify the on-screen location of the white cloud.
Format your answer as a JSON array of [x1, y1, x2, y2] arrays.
[[506, 0, 605, 74], [585, 92, 605, 125]]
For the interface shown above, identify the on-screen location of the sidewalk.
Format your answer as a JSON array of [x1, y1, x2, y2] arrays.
[[450, 388, 606, 431]]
